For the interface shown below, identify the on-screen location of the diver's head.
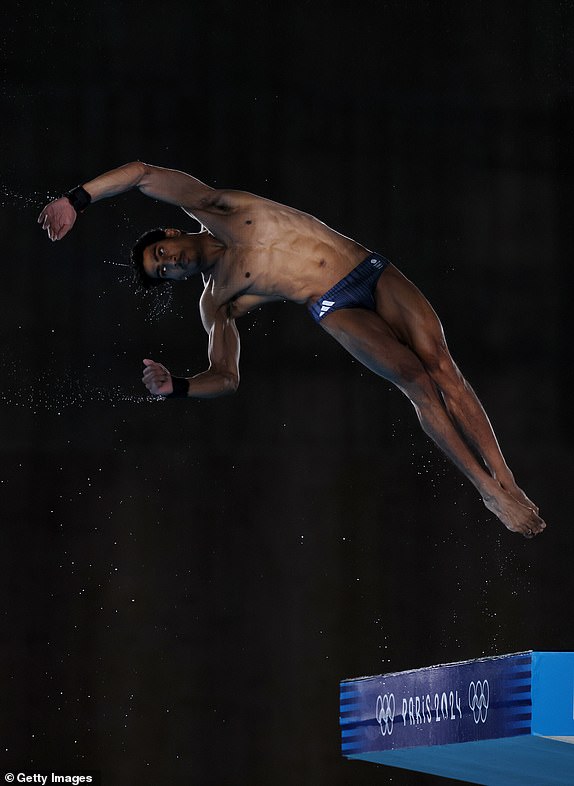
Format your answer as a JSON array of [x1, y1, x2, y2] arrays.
[[131, 228, 200, 289]]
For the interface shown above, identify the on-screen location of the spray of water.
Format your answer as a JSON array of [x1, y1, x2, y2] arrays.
[[0, 360, 165, 412], [1, 186, 60, 210]]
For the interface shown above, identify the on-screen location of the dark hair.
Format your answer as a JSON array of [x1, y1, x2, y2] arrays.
[[130, 228, 168, 290]]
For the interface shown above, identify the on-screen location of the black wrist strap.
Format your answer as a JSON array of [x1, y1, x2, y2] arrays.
[[65, 185, 91, 213], [167, 376, 190, 398]]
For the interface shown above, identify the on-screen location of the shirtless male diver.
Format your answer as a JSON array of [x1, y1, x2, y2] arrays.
[[38, 161, 546, 539]]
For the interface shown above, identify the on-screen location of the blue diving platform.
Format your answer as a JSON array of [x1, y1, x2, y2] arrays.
[[340, 651, 574, 785]]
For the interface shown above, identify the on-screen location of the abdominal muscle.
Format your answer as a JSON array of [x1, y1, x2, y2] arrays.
[[210, 208, 372, 308]]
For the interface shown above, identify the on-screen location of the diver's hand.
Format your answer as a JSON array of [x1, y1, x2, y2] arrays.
[[37, 197, 77, 241], [142, 358, 174, 396]]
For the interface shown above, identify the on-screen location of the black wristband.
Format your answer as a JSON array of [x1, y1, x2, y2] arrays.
[[167, 376, 190, 398], [65, 185, 91, 213]]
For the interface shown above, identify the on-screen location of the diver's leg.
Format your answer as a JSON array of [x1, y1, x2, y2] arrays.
[[373, 264, 539, 512], [320, 306, 545, 537]]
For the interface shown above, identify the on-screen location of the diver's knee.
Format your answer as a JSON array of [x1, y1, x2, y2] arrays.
[[423, 344, 462, 388]]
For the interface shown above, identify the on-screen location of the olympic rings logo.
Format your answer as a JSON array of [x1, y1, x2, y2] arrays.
[[375, 693, 395, 736], [468, 680, 489, 723]]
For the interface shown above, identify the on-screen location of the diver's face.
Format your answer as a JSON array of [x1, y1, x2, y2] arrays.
[[142, 230, 197, 282]]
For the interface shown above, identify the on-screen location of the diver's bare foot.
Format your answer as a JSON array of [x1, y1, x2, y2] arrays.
[[500, 480, 539, 515], [482, 484, 546, 538]]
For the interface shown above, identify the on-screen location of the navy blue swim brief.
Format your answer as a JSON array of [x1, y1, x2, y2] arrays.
[[308, 252, 390, 324]]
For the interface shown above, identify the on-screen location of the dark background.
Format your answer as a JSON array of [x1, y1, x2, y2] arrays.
[[1, 1, 573, 784]]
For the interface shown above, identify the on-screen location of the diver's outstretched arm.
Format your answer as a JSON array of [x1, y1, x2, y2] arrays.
[[38, 161, 217, 241]]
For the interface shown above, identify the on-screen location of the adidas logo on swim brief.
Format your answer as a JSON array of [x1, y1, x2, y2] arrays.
[[319, 299, 335, 316], [370, 257, 384, 268]]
